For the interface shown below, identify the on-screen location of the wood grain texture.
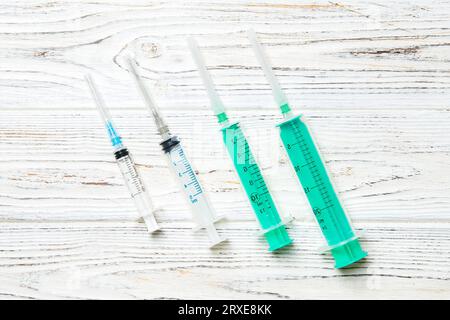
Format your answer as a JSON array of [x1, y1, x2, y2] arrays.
[[0, 0, 449, 299]]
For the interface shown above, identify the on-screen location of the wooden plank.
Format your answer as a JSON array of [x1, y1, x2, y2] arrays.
[[0, 0, 448, 299], [0, 221, 448, 299], [0, 109, 448, 222], [0, 1, 449, 110]]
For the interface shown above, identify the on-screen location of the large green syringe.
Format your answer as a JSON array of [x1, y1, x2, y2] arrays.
[[248, 30, 367, 268], [188, 38, 292, 252]]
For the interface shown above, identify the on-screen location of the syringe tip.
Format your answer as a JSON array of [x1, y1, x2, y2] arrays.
[[187, 37, 227, 117], [84, 73, 111, 121], [126, 55, 171, 138], [123, 54, 135, 70], [84, 73, 92, 82], [84, 73, 123, 148], [247, 29, 290, 110]]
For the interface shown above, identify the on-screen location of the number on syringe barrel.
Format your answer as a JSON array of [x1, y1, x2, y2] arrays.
[[116, 154, 145, 197], [168, 144, 204, 204], [281, 120, 340, 233], [224, 123, 279, 224], [241, 164, 273, 217], [248, 172, 275, 219]]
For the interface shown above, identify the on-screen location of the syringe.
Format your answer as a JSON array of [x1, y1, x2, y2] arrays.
[[125, 57, 226, 248], [248, 30, 367, 268], [188, 38, 293, 252], [85, 74, 160, 234]]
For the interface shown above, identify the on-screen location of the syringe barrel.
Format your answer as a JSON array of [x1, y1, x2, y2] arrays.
[[221, 122, 292, 251], [278, 115, 367, 268], [161, 137, 225, 247], [114, 148, 159, 233]]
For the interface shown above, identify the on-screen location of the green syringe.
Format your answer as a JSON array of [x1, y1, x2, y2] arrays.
[[188, 38, 293, 252], [248, 30, 367, 268]]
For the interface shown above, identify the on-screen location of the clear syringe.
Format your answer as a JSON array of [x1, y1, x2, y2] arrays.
[[188, 38, 293, 252], [248, 30, 367, 268], [85, 74, 159, 234], [125, 57, 226, 248]]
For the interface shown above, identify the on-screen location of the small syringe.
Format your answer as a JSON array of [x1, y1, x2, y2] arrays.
[[188, 38, 293, 252], [248, 30, 367, 268], [125, 57, 226, 248], [85, 74, 159, 234]]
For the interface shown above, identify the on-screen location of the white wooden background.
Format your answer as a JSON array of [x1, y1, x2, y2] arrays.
[[0, 0, 449, 300]]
